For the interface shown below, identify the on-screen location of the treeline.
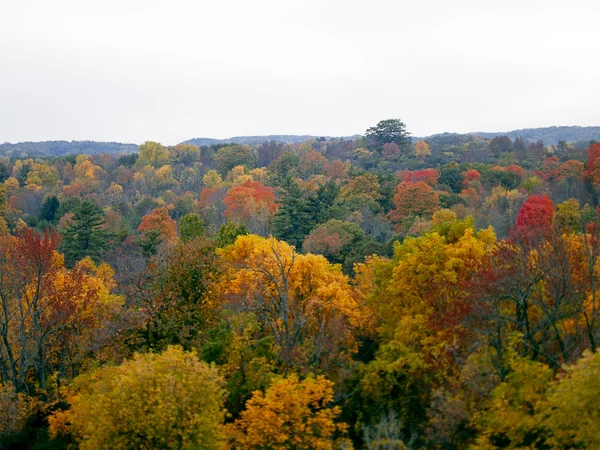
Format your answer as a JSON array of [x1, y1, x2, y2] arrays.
[[1, 120, 600, 448]]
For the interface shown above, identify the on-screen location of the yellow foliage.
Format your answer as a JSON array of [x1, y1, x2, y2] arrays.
[[49, 346, 225, 450], [226, 374, 350, 450], [218, 234, 361, 371]]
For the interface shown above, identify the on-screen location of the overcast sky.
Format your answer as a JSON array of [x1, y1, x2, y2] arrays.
[[1, 0, 599, 145]]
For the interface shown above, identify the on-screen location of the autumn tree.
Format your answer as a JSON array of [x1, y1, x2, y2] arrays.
[[544, 350, 600, 448], [227, 374, 349, 450], [50, 346, 225, 450], [218, 235, 361, 371], [129, 237, 222, 350], [223, 180, 278, 235], [389, 181, 439, 226], [135, 206, 177, 255], [414, 140, 431, 158], [135, 141, 170, 168], [303, 219, 366, 268], [512, 194, 554, 241]]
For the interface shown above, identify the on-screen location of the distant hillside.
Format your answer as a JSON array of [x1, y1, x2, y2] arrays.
[[468, 126, 600, 145], [2, 126, 598, 158], [0, 141, 138, 158], [181, 134, 361, 146]]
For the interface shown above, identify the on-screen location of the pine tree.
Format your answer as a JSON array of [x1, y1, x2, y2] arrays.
[[271, 180, 312, 248], [61, 200, 112, 266], [39, 195, 60, 222]]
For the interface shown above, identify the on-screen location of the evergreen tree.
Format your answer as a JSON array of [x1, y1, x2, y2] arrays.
[[179, 213, 205, 242], [61, 200, 112, 266], [271, 180, 312, 247], [134, 228, 163, 256], [216, 222, 249, 248], [39, 195, 60, 222]]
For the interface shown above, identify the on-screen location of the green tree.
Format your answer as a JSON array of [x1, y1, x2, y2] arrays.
[[39, 195, 60, 222], [213, 145, 255, 176], [271, 180, 312, 247], [61, 200, 112, 266], [216, 222, 249, 248], [365, 119, 411, 154], [439, 163, 464, 193], [179, 213, 205, 242]]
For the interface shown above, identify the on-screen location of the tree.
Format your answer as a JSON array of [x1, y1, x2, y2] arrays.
[[214, 145, 255, 176], [512, 194, 554, 240], [61, 200, 112, 267], [488, 135, 513, 157], [179, 213, 204, 242], [365, 119, 411, 154], [414, 140, 431, 158], [135, 141, 170, 168], [400, 169, 439, 186], [218, 235, 361, 371], [271, 180, 313, 247], [303, 219, 366, 266], [389, 181, 439, 225], [227, 374, 349, 450], [223, 181, 278, 235], [136, 206, 178, 255], [50, 346, 225, 450], [544, 350, 600, 448], [473, 351, 553, 449], [39, 195, 60, 222], [439, 163, 464, 193], [216, 221, 249, 248]]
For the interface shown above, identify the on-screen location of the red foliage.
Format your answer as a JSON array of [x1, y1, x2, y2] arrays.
[[462, 169, 481, 188], [138, 207, 177, 241], [584, 143, 600, 184], [389, 181, 439, 224], [536, 156, 563, 184], [14, 228, 61, 276], [223, 181, 279, 222], [512, 195, 555, 240], [400, 169, 439, 186]]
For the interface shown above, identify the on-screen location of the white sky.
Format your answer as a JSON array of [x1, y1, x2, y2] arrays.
[[1, 0, 599, 144]]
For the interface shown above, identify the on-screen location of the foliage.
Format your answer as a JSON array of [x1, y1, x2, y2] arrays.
[[61, 200, 112, 266], [179, 212, 204, 242], [50, 346, 225, 450], [226, 374, 350, 450]]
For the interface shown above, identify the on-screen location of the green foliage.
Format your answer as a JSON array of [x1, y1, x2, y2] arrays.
[[271, 180, 313, 247], [179, 213, 204, 242], [439, 163, 464, 193], [39, 195, 60, 222], [213, 145, 255, 176], [61, 200, 112, 266], [216, 221, 249, 248], [365, 119, 412, 154]]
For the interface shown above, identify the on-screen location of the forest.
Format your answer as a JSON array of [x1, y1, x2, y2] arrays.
[[1, 118, 600, 449]]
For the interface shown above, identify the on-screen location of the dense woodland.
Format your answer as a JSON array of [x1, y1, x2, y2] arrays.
[[2, 119, 600, 449]]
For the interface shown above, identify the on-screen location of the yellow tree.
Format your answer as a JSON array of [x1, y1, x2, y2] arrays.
[[360, 221, 495, 433], [50, 346, 225, 450], [414, 140, 431, 158], [544, 350, 600, 448], [227, 374, 350, 450], [218, 235, 361, 372]]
